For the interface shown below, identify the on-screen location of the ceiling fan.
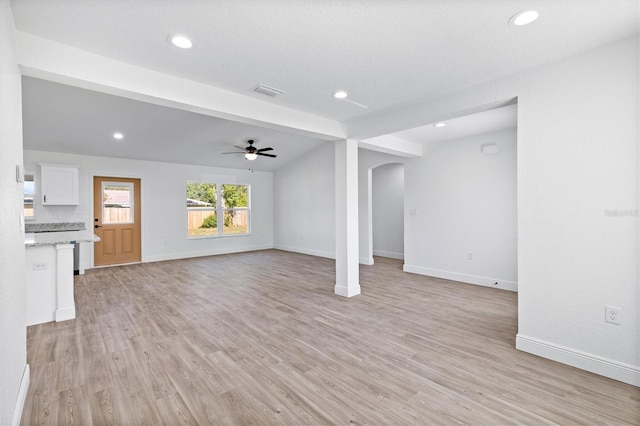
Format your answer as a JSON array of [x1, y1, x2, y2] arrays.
[[222, 139, 277, 161]]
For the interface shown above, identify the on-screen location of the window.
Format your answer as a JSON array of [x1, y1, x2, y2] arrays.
[[221, 184, 249, 235], [24, 173, 35, 220], [187, 182, 217, 238], [102, 182, 134, 224], [187, 182, 250, 238]]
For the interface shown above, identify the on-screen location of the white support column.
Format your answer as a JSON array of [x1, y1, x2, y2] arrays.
[[55, 243, 76, 321], [335, 139, 361, 297]]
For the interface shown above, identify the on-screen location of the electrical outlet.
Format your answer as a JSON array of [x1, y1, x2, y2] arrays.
[[605, 305, 621, 324], [467, 251, 473, 260], [33, 263, 48, 270]]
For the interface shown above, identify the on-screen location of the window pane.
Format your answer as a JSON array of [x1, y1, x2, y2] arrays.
[[103, 182, 133, 224], [188, 209, 217, 237], [187, 183, 217, 238], [187, 183, 216, 207], [221, 184, 248, 208], [223, 209, 249, 235], [24, 174, 35, 219]]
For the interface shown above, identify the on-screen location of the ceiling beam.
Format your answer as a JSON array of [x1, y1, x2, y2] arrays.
[[358, 135, 422, 158], [346, 86, 517, 141], [15, 31, 345, 142]]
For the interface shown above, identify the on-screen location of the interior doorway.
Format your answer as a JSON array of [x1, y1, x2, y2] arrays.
[[93, 176, 141, 266], [371, 163, 405, 261]]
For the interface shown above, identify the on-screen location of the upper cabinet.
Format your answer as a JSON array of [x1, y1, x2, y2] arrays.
[[40, 164, 79, 205]]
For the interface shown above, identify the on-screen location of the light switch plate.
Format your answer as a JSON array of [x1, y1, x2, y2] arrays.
[[16, 165, 24, 182]]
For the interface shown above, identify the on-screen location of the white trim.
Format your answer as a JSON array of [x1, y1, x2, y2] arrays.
[[55, 306, 76, 322], [334, 283, 361, 298], [403, 264, 517, 292], [144, 244, 274, 263], [516, 334, 639, 387], [373, 250, 404, 260], [11, 364, 29, 426], [359, 257, 374, 265], [273, 244, 335, 260]]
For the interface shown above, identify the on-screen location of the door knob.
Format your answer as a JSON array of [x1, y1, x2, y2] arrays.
[[94, 224, 102, 228]]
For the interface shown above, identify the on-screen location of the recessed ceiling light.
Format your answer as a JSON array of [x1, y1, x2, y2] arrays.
[[169, 34, 193, 49], [434, 122, 446, 128], [113, 132, 124, 140], [509, 10, 539, 26], [333, 90, 348, 99]]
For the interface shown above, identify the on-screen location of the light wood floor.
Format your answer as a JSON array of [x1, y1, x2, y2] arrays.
[[22, 250, 639, 425]]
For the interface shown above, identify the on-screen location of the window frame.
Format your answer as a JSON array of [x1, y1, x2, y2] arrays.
[[186, 181, 251, 239], [102, 181, 135, 225], [221, 184, 251, 236]]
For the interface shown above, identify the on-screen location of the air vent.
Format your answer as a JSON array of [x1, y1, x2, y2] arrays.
[[252, 84, 284, 97]]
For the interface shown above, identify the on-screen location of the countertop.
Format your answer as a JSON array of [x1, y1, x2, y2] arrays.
[[25, 230, 100, 247], [25, 222, 86, 233]]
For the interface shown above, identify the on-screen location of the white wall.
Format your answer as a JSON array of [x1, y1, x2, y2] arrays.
[[515, 38, 638, 384], [372, 163, 404, 260], [273, 142, 335, 258], [358, 149, 408, 264], [0, 2, 28, 424], [23, 150, 274, 268], [348, 37, 639, 385], [404, 129, 517, 291]]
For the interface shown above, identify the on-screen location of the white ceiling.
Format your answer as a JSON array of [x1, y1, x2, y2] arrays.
[[12, 0, 639, 170], [396, 103, 518, 145], [21, 77, 324, 172]]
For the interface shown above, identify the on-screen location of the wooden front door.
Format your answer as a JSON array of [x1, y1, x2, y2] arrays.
[[93, 176, 141, 266]]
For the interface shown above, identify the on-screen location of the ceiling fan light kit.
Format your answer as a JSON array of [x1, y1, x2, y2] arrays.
[[222, 139, 277, 161]]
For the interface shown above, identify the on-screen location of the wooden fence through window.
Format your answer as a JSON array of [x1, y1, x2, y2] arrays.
[[103, 207, 132, 224], [101, 207, 248, 228], [187, 208, 248, 229]]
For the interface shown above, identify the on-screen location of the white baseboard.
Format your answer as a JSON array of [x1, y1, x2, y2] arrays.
[[516, 334, 639, 387], [11, 364, 29, 426], [273, 244, 335, 260], [359, 257, 374, 265], [402, 264, 517, 292], [55, 306, 76, 322], [334, 283, 361, 298], [373, 250, 404, 260], [143, 244, 274, 263]]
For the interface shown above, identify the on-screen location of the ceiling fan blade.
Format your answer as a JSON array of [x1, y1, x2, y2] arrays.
[[233, 145, 247, 151], [257, 153, 277, 158], [221, 151, 245, 154], [256, 147, 273, 152]]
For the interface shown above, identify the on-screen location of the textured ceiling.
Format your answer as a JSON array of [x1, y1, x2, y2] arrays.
[[12, 0, 639, 169], [396, 104, 518, 145], [11, 0, 639, 122], [21, 77, 324, 172]]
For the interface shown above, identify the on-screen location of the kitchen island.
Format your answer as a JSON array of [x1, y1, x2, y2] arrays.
[[25, 230, 99, 326]]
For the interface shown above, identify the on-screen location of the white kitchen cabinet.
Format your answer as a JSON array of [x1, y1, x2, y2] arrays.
[[40, 164, 79, 205]]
